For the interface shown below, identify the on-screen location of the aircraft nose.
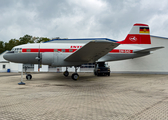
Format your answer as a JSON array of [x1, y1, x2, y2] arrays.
[[3, 51, 14, 62]]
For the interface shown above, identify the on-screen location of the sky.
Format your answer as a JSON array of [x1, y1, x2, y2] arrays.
[[0, 0, 168, 42]]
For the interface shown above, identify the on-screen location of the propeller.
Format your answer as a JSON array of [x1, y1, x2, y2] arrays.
[[36, 44, 42, 72]]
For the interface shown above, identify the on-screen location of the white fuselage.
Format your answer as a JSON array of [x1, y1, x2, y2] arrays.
[[3, 42, 150, 67]]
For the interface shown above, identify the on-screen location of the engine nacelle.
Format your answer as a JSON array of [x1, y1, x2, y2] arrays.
[[42, 52, 55, 65], [41, 52, 84, 67], [42, 52, 70, 66]]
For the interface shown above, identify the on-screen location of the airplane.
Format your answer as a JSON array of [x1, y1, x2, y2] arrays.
[[3, 23, 164, 80]]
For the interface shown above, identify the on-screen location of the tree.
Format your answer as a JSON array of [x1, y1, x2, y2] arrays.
[[4, 39, 20, 51], [37, 37, 50, 43], [0, 34, 51, 53], [19, 34, 34, 44], [0, 41, 5, 54]]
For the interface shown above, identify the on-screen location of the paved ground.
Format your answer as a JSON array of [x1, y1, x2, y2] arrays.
[[0, 72, 168, 120]]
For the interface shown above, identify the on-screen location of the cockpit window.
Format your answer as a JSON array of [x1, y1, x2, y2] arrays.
[[12, 48, 22, 53]]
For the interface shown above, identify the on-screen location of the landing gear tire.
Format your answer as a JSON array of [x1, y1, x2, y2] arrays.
[[63, 71, 69, 77], [26, 74, 32, 80], [71, 73, 79, 81]]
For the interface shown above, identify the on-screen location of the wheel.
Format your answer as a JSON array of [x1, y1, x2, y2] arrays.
[[26, 74, 32, 80], [108, 73, 110, 76], [71, 73, 79, 81], [63, 71, 69, 77]]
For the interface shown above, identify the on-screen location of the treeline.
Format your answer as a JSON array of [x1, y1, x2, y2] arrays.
[[0, 34, 50, 54]]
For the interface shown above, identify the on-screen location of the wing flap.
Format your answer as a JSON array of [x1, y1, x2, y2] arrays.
[[64, 40, 119, 63], [134, 46, 164, 53]]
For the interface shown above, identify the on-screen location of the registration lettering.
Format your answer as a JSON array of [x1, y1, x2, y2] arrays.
[[119, 49, 131, 53]]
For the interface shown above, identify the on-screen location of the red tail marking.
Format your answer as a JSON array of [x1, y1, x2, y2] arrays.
[[134, 23, 148, 26], [117, 34, 151, 44], [117, 23, 151, 44]]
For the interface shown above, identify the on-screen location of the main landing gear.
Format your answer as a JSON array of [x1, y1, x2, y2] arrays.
[[63, 67, 69, 77], [63, 67, 79, 81]]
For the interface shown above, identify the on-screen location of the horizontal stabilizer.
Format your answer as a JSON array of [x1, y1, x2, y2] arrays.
[[134, 46, 164, 53], [65, 40, 119, 63]]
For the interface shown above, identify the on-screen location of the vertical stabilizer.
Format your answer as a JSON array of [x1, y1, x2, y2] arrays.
[[117, 23, 151, 45]]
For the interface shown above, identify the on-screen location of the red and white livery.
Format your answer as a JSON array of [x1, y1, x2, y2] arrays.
[[3, 23, 163, 80]]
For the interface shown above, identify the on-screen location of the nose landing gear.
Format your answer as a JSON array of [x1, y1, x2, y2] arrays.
[[26, 74, 32, 80], [24, 66, 32, 80]]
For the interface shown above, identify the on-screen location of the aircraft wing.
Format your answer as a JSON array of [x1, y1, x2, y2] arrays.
[[134, 46, 164, 53], [64, 40, 120, 63]]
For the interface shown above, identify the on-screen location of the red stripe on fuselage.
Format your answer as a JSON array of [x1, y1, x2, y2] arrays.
[[22, 48, 77, 53], [22, 48, 133, 53]]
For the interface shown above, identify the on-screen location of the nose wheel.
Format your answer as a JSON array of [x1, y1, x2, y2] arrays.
[[24, 66, 32, 80], [26, 74, 32, 80]]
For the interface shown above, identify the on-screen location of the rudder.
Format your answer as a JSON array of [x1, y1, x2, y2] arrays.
[[117, 23, 151, 45]]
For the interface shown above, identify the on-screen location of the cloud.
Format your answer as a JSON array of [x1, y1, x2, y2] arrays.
[[0, 0, 168, 42]]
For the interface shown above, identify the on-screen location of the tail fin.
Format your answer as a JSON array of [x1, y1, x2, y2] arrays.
[[117, 23, 151, 45]]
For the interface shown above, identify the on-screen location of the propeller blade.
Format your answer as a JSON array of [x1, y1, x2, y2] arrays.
[[38, 45, 41, 72]]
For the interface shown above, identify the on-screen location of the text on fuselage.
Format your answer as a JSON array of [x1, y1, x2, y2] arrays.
[[70, 46, 83, 49]]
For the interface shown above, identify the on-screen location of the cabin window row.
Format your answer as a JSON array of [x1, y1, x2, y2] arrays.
[[25, 49, 74, 52], [54, 49, 73, 52]]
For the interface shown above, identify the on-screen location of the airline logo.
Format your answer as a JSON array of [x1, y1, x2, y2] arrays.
[[129, 36, 137, 42], [139, 27, 150, 33], [70, 46, 82, 48]]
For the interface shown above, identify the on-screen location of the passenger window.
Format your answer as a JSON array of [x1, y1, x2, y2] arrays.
[[62, 49, 65, 52], [27, 49, 31, 52], [54, 49, 58, 52], [69, 49, 73, 52]]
